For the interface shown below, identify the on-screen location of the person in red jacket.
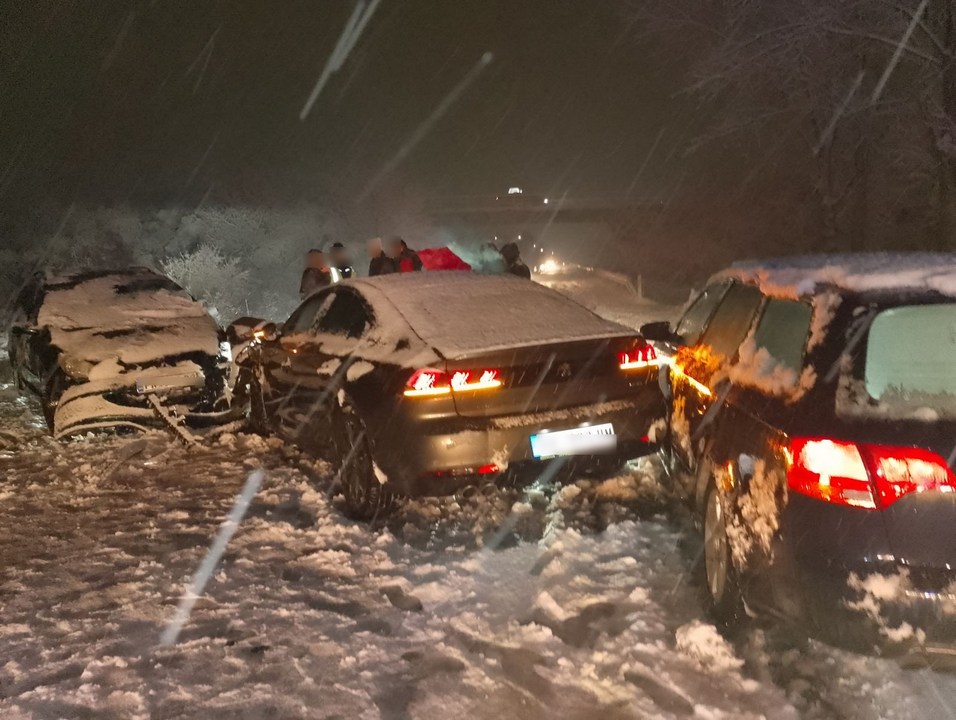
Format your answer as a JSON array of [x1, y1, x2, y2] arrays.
[[388, 237, 423, 273]]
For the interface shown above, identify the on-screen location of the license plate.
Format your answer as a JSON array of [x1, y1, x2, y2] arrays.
[[530, 423, 616, 458], [135, 371, 204, 395]]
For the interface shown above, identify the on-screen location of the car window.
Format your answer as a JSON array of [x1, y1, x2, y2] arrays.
[[864, 303, 956, 407], [752, 298, 813, 372], [284, 292, 334, 334], [675, 281, 730, 345], [698, 282, 763, 359], [316, 291, 371, 338]]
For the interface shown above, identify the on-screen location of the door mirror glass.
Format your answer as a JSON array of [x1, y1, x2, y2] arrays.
[[253, 322, 278, 343], [639, 320, 678, 343]]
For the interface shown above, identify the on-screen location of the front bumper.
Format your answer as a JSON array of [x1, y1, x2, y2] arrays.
[[372, 392, 664, 496], [53, 367, 243, 438]]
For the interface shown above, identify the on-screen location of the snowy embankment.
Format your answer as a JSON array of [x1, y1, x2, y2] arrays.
[[2, 375, 956, 719]]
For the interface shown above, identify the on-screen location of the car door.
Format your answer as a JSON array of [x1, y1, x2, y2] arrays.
[[671, 282, 763, 468], [707, 297, 814, 614], [267, 288, 373, 452]]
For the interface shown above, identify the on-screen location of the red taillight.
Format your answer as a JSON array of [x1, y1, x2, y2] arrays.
[[404, 367, 502, 397], [864, 444, 956, 508], [450, 368, 502, 391], [787, 437, 956, 510], [404, 368, 451, 397], [618, 343, 658, 370]]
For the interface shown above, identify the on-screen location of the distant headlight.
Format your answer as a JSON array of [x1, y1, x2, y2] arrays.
[[218, 341, 233, 362]]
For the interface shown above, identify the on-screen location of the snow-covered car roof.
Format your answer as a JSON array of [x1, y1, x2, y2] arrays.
[[36, 268, 220, 367], [353, 272, 634, 358], [718, 253, 956, 299]]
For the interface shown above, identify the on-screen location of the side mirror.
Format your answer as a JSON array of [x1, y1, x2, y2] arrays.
[[253, 322, 279, 343], [640, 321, 677, 343]]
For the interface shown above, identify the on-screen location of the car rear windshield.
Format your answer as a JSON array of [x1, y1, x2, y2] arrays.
[[863, 303, 956, 416]]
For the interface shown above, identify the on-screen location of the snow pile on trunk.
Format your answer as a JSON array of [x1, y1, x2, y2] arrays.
[[356, 272, 634, 359]]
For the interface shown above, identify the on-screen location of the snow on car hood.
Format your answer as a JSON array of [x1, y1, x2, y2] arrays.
[[355, 272, 634, 359], [720, 253, 956, 299], [37, 270, 220, 369]]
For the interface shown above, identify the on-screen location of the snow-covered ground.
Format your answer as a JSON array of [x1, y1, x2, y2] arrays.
[[2, 274, 956, 719], [2, 369, 956, 719]]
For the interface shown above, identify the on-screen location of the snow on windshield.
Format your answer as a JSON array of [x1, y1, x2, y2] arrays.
[[720, 253, 956, 299], [357, 272, 632, 359], [37, 270, 220, 366]]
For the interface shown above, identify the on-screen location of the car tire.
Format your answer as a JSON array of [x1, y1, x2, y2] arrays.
[[41, 369, 69, 432], [336, 400, 395, 521], [702, 481, 745, 625], [244, 370, 270, 435]]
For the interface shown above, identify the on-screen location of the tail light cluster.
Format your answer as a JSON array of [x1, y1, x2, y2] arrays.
[[787, 437, 956, 510], [404, 368, 502, 397], [617, 342, 659, 370]]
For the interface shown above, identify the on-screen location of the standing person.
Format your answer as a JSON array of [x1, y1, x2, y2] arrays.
[[500, 242, 531, 279], [367, 237, 396, 276], [329, 242, 354, 282], [299, 249, 332, 298], [389, 237, 423, 273]]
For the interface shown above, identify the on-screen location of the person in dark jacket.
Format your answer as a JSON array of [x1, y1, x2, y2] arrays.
[[299, 249, 332, 298], [500, 242, 531, 279], [329, 242, 354, 281], [389, 237, 423, 273], [367, 237, 396, 276]]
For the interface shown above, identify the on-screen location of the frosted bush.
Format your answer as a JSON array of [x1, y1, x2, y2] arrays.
[[162, 245, 250, 323]]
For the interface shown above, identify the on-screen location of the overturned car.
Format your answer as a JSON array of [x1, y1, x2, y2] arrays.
[[8, 267, 240, 438]]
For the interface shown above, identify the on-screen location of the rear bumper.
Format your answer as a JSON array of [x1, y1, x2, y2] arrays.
[[370, 391, 665, 496], [793, 557, 956, 649]]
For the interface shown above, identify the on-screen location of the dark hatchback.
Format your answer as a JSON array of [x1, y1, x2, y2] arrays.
[[232, 272, 665, 518], [643, 254, 956, 656]]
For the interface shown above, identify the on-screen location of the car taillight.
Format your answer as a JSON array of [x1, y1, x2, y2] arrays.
[[787, 437, 956, 510], [403, 367, 502, 397], [618, 343, 658, 370], [450, 368, 502, 391], [404, 369, 451, 397]]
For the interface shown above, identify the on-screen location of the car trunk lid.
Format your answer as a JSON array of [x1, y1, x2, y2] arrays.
[[446, 335, 657, 418]]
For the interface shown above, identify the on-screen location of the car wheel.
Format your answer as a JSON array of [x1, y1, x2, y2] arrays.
[[244, 370, 270, 435], [336, 400, 394, 521], [702, 483, 744, 625], [41, 369, 69, 432]]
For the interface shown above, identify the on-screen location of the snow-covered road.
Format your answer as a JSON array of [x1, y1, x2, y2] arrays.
[[1, 274, 956, 720], [2, 372, 956, 719]]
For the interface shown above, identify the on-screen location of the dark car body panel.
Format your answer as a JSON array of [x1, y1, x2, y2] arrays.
[[657, 257, 956, 648]]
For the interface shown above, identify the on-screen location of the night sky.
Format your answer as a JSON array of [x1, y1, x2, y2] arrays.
[[0, 1, 683, 207]]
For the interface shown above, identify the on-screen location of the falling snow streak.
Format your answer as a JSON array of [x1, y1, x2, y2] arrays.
[[299, 0, 382, 121], [358, 51, 494, 201], [159, 469, 265, 646]]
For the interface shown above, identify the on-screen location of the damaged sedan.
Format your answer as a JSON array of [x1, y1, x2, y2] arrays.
[[8, 267, 241, 438]]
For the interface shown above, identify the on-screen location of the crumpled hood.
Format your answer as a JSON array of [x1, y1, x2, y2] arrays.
[[38, 271, 220, 369]]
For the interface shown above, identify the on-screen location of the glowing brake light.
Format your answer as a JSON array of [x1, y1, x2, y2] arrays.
[[618, 343, 659, 370], [404, 369, 451, 397], [787, 438, 956, 510], [404, 368, 502, 397], [450, 368, 502, 391]]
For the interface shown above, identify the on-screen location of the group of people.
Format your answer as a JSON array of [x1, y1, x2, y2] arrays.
[[299, 236, 531, 299]]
